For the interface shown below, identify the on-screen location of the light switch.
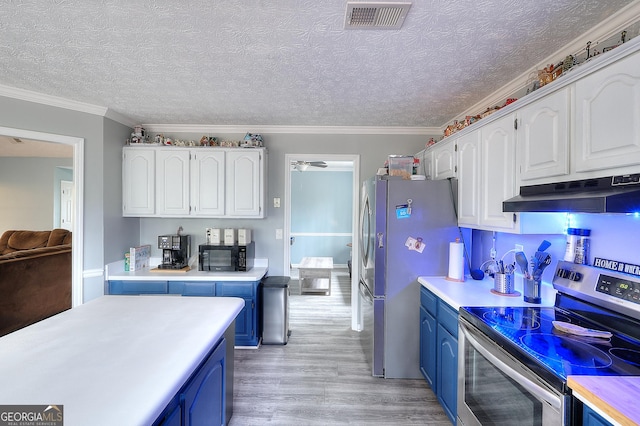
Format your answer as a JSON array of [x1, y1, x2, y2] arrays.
[[274, 197, 281, 208], [275, 229, 283, 239]]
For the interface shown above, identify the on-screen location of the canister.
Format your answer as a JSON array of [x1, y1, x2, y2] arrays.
[[563, 228, 578, 262], [207, 228, 221, 245], [574, 229, 591, 265], [238, 229, 252, 245], [224, 228, 236, 245]]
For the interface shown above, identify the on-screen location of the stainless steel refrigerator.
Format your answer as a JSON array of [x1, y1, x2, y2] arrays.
[[359, 176, 459, 378]]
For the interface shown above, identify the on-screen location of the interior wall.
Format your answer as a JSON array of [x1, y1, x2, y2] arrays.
[[0, 157, 72, 231], [472, 213, 640, 284], [290, 169, 353, 265], [138, 131, 432, 275]]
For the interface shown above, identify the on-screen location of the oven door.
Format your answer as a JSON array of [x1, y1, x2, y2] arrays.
[[457, 318, 569, 426]]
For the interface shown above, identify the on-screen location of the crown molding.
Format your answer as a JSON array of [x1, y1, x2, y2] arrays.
[[104, 109, 137, 128], [142, 124, 439, 135], [447, 0, 640, 130], [0, 83, 108, 116]]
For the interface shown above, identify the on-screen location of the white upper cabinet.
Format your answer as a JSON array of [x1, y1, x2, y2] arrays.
[[157, 149, 191, 216], [123, 148, 155, 216], [226, 149, 265, 218], [479, 114, 517, 231], [457, 130, 480, 227], [517, 87, 570, 185], [432, 138, 457, 180], [123, 147, 266, 218], [574, 50, 640, 176], [191, 150, 225, 216]]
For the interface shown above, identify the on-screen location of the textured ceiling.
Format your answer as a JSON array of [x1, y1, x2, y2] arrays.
[[0, 1, 636, 128]]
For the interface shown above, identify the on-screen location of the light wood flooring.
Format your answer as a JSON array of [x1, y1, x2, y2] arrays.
[[229, 268, 451, 425]]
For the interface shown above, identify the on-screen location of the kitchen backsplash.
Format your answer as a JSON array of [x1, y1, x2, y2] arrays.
[[471, 213, 640, 282]]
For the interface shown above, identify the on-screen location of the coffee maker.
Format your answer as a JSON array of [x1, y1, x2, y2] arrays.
[[157, 235, 191, 270]]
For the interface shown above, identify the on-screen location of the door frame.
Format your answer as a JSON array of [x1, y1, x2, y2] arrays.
[[284, 153, 361, 330], [0, 126, 84, 307]]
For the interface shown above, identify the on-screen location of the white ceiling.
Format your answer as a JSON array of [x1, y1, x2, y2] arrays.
[[0, 1, 637, 130], [0, 136, 72, 158]]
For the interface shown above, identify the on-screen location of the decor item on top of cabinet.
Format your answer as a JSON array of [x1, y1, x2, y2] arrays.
[[242, 133, 264, 147]]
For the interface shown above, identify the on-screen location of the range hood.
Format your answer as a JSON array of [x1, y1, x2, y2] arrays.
[[503, 175, 640, 213]]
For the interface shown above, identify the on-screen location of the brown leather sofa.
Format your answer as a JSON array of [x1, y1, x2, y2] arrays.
[[0, 229, 72, 337]]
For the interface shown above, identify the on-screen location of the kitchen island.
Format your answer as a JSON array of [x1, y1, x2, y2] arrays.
[[0, 295, 244, 426], [106, 258, 268, 347]]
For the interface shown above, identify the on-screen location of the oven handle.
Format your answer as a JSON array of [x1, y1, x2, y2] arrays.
[[461, 323, 561, 410]]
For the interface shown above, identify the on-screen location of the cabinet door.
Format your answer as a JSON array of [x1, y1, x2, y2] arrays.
[[457, 130, 481, 227], [192, 150, 225, 216], [574, 51, 640, 174], [420, 305, 437, 389], [436, 323, 458, 425], [123, 148, 155, 216], [582, 404, 613, 426], [157, 149, 191, 216], [518, 87, 570, 184], [480, 114, 517, 231], [432, 139, 457, 180], [217, 282, 257, 346], [183, 338, 226, 426], [226, 150, 264, 217]]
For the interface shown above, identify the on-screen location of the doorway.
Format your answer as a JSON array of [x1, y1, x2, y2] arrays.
[[284, 153, 361, 330], [0, 126, 84, 306]]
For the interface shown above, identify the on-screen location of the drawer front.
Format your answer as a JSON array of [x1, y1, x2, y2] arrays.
[[217, 281, 256, 297], [173, 281, 216, 296], [109, 280, 168, 295], [420, 286, 437, 316], [437, 300, 458, 338]]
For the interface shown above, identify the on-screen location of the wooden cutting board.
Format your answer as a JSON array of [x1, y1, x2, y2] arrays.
[[150, 266, 191, 273], [568, 375, 640, 425]]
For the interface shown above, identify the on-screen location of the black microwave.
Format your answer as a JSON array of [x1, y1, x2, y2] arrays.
[[198, 242, 254, 272]]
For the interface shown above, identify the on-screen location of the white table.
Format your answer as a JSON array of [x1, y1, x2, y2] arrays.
[[299, 256, 333, 295]]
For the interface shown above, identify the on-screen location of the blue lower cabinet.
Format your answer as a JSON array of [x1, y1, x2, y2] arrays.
[[216, 281, 261, 347], [436, 322, 458, 424], [582, 404, 613, 426], [419, 305, 437, 388], [108, 279, 261, 347], [419, 286, 458, 425], [154, 338, 226, 426]]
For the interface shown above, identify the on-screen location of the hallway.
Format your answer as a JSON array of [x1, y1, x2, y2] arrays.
[[229, 269, 450, 425]]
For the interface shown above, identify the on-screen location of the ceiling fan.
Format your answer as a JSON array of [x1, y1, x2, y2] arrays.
[[291, 160, 328, 171]]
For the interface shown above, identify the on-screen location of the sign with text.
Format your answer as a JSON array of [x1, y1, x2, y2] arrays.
[[0, 405, 63, 426], [593, 257, 640, 277]]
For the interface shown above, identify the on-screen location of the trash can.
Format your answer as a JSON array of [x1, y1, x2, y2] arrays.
[[261, 276, 290, 345]]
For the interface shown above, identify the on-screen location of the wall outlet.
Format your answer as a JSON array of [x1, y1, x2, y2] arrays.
[[515, 244, 524, 252], [275, 229, 283, 239]]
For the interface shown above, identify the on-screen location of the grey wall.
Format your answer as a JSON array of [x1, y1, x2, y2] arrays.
[[290, 169, 353, 265], [139, 132, 432, 275], [0, 157, 72, 231], [0, 95, 134, 301]]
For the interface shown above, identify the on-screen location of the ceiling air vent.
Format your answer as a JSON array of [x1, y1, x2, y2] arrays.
[[344, 2, 411, 30]]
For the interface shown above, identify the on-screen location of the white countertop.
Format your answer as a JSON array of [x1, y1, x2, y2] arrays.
[[106, 258, 268, 282], [418, 274, 556, 310], [0, 295, 244, 426]]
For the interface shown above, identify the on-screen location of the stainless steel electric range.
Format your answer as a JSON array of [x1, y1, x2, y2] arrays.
[[457, 260, 640, 426]]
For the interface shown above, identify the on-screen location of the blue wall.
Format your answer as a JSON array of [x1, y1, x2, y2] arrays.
[[290, 170, 353, 265]]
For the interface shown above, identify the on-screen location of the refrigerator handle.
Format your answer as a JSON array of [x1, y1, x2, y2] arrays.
[[377, 232, 384, 248]]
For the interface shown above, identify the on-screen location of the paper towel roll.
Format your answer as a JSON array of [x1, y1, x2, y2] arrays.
[[447, 240, 465, 282]]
